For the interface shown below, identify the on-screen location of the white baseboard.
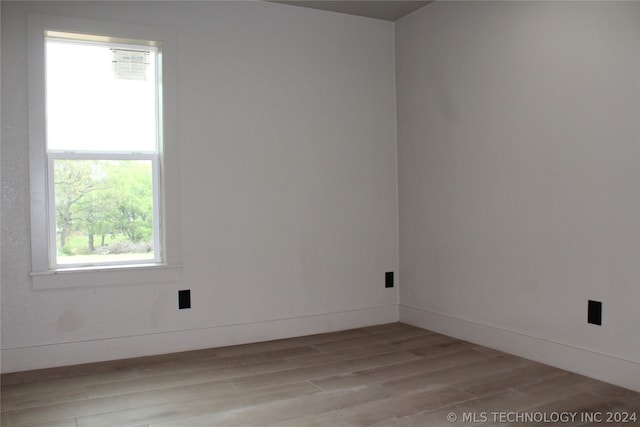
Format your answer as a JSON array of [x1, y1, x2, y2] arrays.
[[1, 304, 399, 373], [400, 304, 640, 393]]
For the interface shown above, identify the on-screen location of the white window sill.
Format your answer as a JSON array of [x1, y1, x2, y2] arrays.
[[31, 263, 182, 290]]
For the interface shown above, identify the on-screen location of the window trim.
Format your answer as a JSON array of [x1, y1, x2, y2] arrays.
[[28, 13, 181, 289]]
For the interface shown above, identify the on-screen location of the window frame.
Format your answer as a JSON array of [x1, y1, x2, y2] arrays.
[[28, 14, 181, 289]]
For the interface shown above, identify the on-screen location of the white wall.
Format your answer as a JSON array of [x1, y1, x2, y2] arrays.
[[396, 1, 640, 391], [0, 1, 399, 372]]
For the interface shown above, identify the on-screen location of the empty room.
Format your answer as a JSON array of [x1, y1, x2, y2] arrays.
[[1, 0, 639, 425]]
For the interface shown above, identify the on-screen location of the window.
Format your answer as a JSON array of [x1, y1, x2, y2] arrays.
[[28, 14, 181, 288], [46, 35, 161, 268]]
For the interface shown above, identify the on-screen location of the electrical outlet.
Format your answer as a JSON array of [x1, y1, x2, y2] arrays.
[[385, 272, 394, 288], [178, 289, 191, 309], [588, 300, 601, 325]]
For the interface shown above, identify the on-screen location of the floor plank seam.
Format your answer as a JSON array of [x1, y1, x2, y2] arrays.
[[305, 380, 326, 392]]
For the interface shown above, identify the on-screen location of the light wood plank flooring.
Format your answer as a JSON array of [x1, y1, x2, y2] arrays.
[[2, 323, 638, 426]]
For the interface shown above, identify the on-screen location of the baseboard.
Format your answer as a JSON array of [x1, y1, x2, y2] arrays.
[[1, 304, 399, 373], [399, 304, 640, 392]]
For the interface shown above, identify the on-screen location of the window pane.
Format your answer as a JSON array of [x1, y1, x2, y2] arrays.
[[52, 159, 156, 266], [46, 39, 157, 152]]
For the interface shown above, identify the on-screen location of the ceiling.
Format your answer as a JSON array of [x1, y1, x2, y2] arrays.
[[270, 1, 432, 22]]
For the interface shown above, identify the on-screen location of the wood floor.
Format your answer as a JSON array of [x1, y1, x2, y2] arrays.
[[1, 323, 638, 426]]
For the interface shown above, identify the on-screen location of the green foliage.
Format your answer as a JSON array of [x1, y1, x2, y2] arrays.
[[53, 159, 155, 257]]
